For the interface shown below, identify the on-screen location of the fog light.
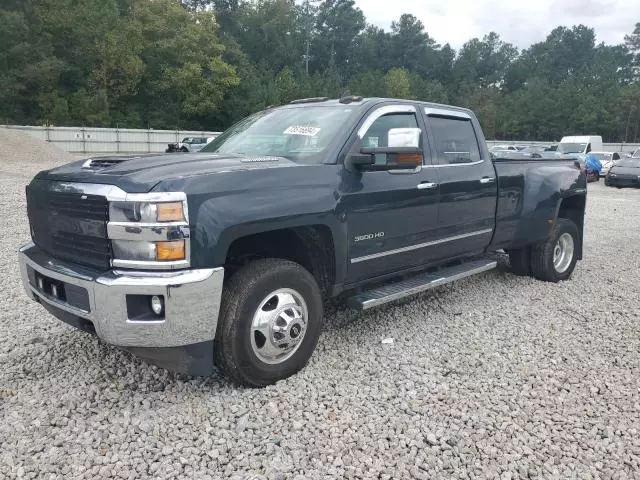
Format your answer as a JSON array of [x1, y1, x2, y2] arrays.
[[150, 296, 163, 315]]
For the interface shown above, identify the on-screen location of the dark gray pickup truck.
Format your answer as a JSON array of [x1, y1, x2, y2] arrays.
[[19, 97, 587, 386]]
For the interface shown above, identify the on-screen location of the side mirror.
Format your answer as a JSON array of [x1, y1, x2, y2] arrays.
[[346, 152, 375, 168], [346, 127, 424, 172], [348, 147, 423, 171], [387, 128, 421, 149]]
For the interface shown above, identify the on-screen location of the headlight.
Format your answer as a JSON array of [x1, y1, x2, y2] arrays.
[[110, 201, 185, 223], [107, 192, 190, 269], [112, 240, 186, 262]]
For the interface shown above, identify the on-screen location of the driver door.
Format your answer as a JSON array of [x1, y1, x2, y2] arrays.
[[338, 104, 441, 284]]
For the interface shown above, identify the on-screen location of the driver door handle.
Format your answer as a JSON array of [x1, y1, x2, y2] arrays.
[[480, 177, 495, 184], [417, 182, 438, 190]]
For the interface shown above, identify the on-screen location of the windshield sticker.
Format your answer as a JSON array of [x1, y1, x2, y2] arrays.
[[284, 126, 321, 137]]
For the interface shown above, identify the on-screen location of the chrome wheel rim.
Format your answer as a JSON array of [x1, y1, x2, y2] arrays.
[[553, 233, 575, 273], [250, 288, 308, 365]]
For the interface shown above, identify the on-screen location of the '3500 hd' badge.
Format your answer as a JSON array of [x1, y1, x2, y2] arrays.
[[354, 232, 385, 242]]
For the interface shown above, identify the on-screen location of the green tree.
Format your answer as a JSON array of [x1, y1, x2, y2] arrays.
[[389, 14, 440, 79], [125, 0, 238, 128], [454, 32, 518, 88], [625, 22, 640, 79], [0, 5, 63, 124], [521, 25, 596, 85], [384, 68, 411, 98], [234, 0, 303, 73], [313, 0, 365, 78]]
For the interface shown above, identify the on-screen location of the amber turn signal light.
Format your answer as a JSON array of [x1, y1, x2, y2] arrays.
[[156, 240, 186, 261], [156, 202, 185, 222], [393, 153, 423, 166]]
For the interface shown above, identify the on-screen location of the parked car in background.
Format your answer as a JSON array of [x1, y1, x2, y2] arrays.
[[590, 152, 621, 176], [490, 144, 519, 153], [558, 136, 603, 156], [605, 157, 640, 188], [166, 142, 182, 153], [166, 136, 215, 153], [518, 146, 547, 158]]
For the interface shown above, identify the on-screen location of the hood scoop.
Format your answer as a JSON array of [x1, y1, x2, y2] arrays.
[[80, 154, 161, 170], [82, 156, 130, 170]]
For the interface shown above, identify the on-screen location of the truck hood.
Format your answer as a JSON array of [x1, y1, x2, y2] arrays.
[[37, 153, 302, 193]]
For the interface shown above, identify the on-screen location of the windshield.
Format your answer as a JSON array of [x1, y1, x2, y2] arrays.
[[202, 105, 358, 163], [558, 143, 587, 154], [591, 153, 609, 161], [615, 159, 640, 168]]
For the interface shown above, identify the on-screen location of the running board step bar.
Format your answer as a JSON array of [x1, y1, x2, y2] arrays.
[[347, 258, 497, 310]]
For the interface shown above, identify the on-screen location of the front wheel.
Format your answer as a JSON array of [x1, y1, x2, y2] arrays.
[[215, 259, 323, 387], [530, 218, 579, 282]]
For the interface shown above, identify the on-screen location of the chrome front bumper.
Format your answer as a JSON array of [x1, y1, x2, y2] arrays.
[[19, 243, 224, 349]]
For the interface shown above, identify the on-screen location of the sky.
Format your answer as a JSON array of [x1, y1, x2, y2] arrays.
[[354, 0, 638, 49]]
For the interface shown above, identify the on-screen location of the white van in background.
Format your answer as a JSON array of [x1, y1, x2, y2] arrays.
[[558, 136, 603, 155]]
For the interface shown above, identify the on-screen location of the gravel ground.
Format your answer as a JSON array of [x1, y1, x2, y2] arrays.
[[1, 140, 640, 479]]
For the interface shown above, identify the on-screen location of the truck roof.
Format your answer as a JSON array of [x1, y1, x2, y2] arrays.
[[284, 97, 475, 117]]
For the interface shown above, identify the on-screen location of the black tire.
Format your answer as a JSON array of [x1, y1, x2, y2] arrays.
[[530, 218, 579, 282], [215, 259, 323, 387], [507, 247, 531, 276], [180, 146, 189, 152]]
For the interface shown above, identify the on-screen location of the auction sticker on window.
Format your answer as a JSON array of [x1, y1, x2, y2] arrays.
[[284, 126, 321, 137]]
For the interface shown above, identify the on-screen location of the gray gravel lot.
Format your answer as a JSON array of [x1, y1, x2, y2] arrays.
[[1, 143, 640, 479]]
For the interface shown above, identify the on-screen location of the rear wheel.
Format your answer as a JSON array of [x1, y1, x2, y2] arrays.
[[215, 259, 323, 387], [530, 218, 579, 282]]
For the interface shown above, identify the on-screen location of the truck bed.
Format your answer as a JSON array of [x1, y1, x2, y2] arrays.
[[489, 156, 586, 252]]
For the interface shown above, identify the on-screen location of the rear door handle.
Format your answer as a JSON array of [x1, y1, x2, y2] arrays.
[[479, 177, 495, 184], [417, 182, 438, 190]]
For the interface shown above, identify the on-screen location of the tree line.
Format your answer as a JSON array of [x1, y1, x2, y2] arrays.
[[1, 0, 639, 142]]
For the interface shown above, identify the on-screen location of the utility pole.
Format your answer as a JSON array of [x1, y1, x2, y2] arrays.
[[303, 39, 311, 75], [301, 0, 320, 76]]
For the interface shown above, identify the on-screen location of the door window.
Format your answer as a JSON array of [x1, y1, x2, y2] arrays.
[[429, 116, 481, 165], [361, 113, 421, 165]]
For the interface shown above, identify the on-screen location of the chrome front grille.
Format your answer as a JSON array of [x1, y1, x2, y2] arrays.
[[27, 186, 112, 270]]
